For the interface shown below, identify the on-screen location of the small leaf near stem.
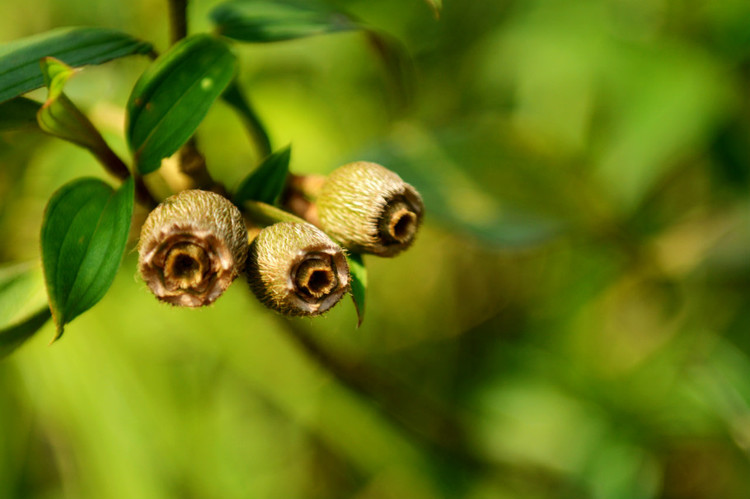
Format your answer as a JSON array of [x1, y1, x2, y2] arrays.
[[36, 57, 155, 207], [37, 57, 130, 179], [347, 253, 366, 327], [234, 145, 291, 205]]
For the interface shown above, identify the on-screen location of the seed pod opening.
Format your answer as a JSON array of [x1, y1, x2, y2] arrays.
[[138, 189, 248, 307], [246, 222, 350, 316], [316, 162, 424, 257]]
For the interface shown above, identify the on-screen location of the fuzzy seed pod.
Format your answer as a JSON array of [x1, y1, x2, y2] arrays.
[[247, 222, 350, 316], [316, 162, 424, 257], [138, 189, 248, 307]]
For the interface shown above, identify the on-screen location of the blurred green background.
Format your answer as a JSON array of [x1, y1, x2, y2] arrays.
[[3, 0, 750, 497]]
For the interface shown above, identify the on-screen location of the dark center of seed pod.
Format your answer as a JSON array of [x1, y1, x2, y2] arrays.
[[379, 198, 419, 244], [295, 256, 337, 299], [164, 243, 210, 290]]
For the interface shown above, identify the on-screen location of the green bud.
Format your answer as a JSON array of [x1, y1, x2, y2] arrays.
[[246, 222, 350, 316], [316, 162, 424, 257], [138, 189, 248, 307]]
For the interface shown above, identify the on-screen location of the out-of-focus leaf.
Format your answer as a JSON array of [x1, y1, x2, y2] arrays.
[[362, 126, 563, 247], [364, 30, 414, 109], [0, 97, 41, 131], [211, 0, 357, 43], [423, 0, 442, 19], [41, 177, 134, 339], [212, 1, 412, 107], [710, 118, 750, 192], [0, 262, 51, 358], [126, 34, 237, 174], [347, 253, 366, 327], [0, 27, 153, 104], [234, 145, 291, 205], [222, 80, 272, 157]]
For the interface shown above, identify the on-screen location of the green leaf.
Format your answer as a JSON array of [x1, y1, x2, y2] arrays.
[[211, 0, 358, 42], [0, 27, 153, 104], [0, 97, 41, 131], [0, 262, 51, 358], [36, 57, 110, 152], [126, 34, 237, 174], [211, 1, 412, 108], [41, 177, 135, 339], [347, 253, 366, 327], [234, 145, 291, 205], [424, 0, 442, 19], [363, 30, 415, 109]]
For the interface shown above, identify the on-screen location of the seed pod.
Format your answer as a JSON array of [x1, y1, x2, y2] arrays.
[[138, 189, 248, 307], [247, 222, 350, 316], [316, 162, 424, 257]]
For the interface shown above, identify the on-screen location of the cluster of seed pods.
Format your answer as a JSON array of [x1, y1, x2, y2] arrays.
[[137, 162, 424, 316]]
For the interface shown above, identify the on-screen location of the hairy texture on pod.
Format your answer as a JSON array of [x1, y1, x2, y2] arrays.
[[316, 162, 424, 257], [247, 222, 350, 316], [138, 189, 248, 307]]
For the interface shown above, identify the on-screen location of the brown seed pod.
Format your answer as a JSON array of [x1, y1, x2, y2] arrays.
[[246, 222, 350, 316], [316, 162, 424, 257], [138, 189, 248, 307]]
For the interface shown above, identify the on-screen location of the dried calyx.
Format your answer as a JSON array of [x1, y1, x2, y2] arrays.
[[138, 189, 248, 307], [246, 222, 350, 316], [315, 162, 424, 257]]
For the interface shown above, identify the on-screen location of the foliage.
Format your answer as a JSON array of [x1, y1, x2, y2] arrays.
[[2, 0, 750, 498]]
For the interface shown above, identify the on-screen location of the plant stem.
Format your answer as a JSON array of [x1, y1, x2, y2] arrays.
[[93, 145, 156, 207], [281, 173, 326, 225], [167, 0, 188, 44], [242, 200, 307, 227], [222, 81, 272, 158], [165, 0, 221, 193]]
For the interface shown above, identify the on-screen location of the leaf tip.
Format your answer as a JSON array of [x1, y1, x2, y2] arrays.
[[50, 324, 64, 344]]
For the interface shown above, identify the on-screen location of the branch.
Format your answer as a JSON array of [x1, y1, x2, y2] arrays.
[[166, 0, 221, 193]]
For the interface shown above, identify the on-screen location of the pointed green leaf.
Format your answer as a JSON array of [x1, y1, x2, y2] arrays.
[[0, 97, 41, 131], [211, 0, 358, 42], [0, 262, 51, 358], [40, 56, 77, 97], [41, 177, 134, 339], [36, 58, 120, 162], [126, 34, 237, 174], [347, 253, 366, 327], [0, 27, 153, 104], [234, 145, 291, 205]]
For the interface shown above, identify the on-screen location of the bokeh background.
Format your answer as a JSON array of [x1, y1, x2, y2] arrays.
[[3, 0, 750, 497]]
